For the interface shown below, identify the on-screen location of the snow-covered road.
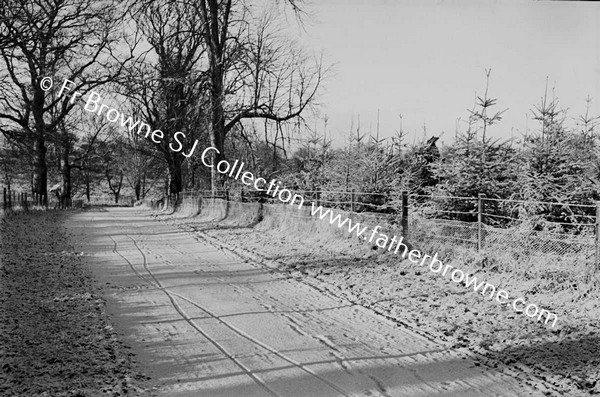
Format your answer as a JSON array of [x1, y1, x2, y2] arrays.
[[66, 207, 543, 396]]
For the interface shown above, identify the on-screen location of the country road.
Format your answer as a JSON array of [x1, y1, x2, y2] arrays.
[[65, 207, 543, 397]]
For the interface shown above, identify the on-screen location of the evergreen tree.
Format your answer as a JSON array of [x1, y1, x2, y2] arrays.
[[429, 70, 517, 222]]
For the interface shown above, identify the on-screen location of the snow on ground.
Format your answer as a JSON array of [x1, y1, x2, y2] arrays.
[[157, 204, 600, 397], [2, 204, 597, 396]]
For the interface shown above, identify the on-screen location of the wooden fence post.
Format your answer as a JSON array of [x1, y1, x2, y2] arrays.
[[595, 201, 600, 270], [477, 193, 485, 252], [3, 188, 6, 211], [350, 188, 356, 212], [401, 191, 408, 237], [316, 188, 321, 207], [240, 187, 244, 203]]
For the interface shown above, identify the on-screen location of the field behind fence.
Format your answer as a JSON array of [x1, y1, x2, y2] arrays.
[[0, 188, 122, 214]]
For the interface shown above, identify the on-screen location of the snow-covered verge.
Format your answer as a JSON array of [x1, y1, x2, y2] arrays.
[[0, 210, 146, 397], [157, 198, 600, 397]]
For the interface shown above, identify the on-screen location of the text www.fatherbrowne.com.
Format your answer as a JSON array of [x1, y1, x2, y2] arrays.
[[308, 205, 559, 328], [43, 77, 558, 328], [199, 147, 559, 329]]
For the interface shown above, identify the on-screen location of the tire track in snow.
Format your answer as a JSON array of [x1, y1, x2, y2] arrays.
[[111, 234, 353, 397], [108, 235, 280, 397], [132, 234, 355, 397], [137, 231, 446, 397]]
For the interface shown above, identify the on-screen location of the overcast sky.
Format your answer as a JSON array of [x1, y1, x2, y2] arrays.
[[296, 0, 600, 147]]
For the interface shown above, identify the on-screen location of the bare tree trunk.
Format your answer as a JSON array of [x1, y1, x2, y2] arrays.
[[113, 174, 123, 203], [60, 147, 72, 209], [134, 178, 141, 201], [106, 169, 124, 204], [32, 137, 47, 204], [167, 154, 184, 194], [209, 90, 227, 193], [85, 169, 91, 202], [189, 159, 195, 190], [201, 0, 229, 195], [142, 173, 146, 199]]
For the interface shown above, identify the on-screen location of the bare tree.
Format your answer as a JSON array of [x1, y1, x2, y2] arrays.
[[194, 0, 326, 191], [0, 0, 135, 203], [125, 0, 207, 195], [55, 111, 116, 207]]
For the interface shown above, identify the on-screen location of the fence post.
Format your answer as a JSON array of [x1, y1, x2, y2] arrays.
[[316, 188, 321, 207], [477, 193, 485, 252], [3, 188, 6, 211], [401, 191, 408, 237], [350, 188, 356, 212], [24, 193, 27, 210], [595, 201, 600, 270], [240, 187, 244, 203]]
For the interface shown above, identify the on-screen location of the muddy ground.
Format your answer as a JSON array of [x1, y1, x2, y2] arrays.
[[0, 210, 146, 397]]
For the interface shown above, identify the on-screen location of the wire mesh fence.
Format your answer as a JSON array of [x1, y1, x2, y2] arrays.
[[408, 194, 598, 268], [176, 186, 600, 268]]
